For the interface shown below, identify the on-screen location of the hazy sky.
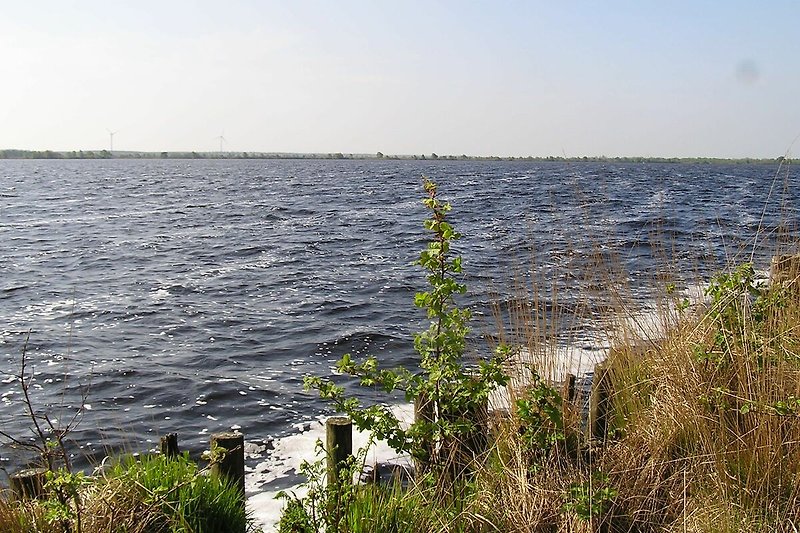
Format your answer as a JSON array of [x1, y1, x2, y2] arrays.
[[2, 1, 798, 157]]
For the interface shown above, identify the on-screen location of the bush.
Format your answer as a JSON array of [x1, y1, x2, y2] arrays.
[[305, 178, 508, 482]]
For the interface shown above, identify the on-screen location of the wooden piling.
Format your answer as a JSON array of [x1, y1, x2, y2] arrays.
[[563, 373, 577, 403], [414, 391, 435, 425], [210, 432, 245, 497], [326, 416, 353, 487], [10, 467, 47, 500], [160, 433, 180, 458]]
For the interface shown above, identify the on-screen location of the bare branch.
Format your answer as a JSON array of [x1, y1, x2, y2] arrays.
[[0, 429, 40, 451], [18, 332, 51, 467]]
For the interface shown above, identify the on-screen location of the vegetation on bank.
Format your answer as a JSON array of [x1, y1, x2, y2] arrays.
[[289, 178, 800, 532], [0, 148, 790, 164]]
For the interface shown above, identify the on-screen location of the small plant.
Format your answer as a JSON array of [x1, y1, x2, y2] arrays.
[[278, 497, 314, 533], [0, 332, 89, 473], [704, 262, 764, 335], [42, 469, 89, 530], [563, 471, 618, 522], [515, 371, 565, 455], [305, 179, 508, 482], [277, 438, 375, 533], [278, 440, 469, 533]]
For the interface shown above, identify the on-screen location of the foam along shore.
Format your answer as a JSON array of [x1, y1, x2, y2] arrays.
[[486, 279, 726, 431], [246, 403, 415, 531]]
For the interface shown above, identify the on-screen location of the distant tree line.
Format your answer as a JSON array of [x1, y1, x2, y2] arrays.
[[0, 149, 114, 159], [0, 149, 790, 165]]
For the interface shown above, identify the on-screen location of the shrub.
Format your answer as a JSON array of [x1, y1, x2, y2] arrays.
[[304, 179, 508, 481]]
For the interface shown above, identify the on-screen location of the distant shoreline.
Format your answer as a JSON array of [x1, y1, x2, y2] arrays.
[[0, 149, 789, 165]]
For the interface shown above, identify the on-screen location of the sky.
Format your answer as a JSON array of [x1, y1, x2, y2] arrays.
[[1, 1, 798, 158]]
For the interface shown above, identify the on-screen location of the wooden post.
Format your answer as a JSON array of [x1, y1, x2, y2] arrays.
[[326, 416, 353, 487], [563, 373, 577, 403], [210, 432, 245, 497], [160, 433, 179, 458], [10, 467, 47, 500], [590, 362, 611, 441]]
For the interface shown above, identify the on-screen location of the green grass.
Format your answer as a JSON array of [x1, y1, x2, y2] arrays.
[[1, 453, 260, 533], [91, 453, 253, 533]]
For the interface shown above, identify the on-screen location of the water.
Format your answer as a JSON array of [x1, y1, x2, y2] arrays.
[[0, 158, 795, 484]]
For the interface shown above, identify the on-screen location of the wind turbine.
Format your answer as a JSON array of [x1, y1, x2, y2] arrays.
[[216, 132, 227, 154], [107, 129, 118, 152]]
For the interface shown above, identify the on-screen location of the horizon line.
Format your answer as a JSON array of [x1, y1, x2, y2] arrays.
[[0, 148, 790, 163]]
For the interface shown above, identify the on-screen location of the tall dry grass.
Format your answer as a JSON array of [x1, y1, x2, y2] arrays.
[[475, 240, 800, 532], [603, 256, 800, 532]]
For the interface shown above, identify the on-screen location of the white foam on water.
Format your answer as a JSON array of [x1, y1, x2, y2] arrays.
[[150, 288, 171, 301], [491, 340, 608, 411], [246, 403, 414, 532], [492, 283, 712, 410]]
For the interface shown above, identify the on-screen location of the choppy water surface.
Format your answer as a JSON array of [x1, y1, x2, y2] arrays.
[[0, 159, 796, 478]]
